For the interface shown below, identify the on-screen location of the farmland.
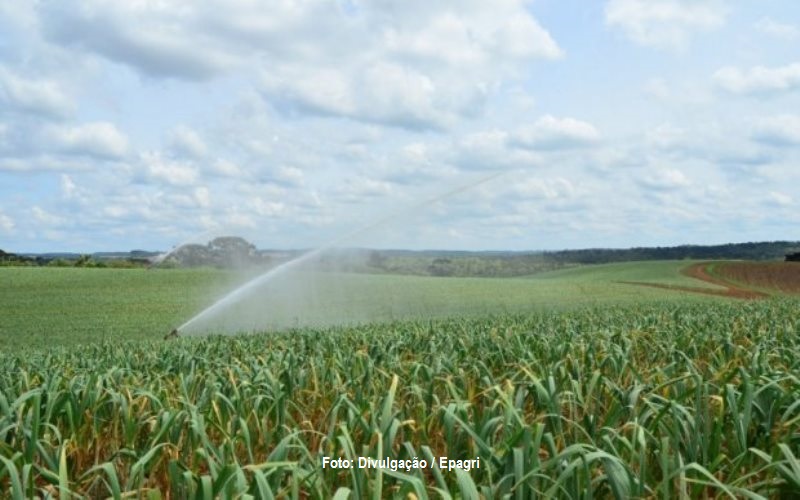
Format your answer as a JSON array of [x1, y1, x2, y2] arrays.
[[2, 261, 800, 497], [0, 261, 721, 350]]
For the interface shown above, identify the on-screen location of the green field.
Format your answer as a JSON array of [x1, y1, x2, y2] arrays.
[[1, 261, 721, 349], [2, 261, 800, 498]]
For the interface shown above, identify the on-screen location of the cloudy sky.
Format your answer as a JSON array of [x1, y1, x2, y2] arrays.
[[1, 0, 799, 253]]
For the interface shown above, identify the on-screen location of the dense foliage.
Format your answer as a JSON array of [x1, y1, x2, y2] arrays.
[[2, 300, 799, 498]]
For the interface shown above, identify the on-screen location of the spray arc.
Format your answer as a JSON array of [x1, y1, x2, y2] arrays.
[[168, 171, 505, 338]]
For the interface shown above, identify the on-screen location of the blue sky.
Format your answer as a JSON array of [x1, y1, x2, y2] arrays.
[[1, 0, 799, 253]]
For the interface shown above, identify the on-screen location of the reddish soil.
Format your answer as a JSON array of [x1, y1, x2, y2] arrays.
[[712, 261, 800, 294], [680, 263, 767, 299], [617, 261, 800, 300]]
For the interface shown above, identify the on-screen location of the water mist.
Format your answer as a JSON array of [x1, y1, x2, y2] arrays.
[[174, 171, 505, 337]]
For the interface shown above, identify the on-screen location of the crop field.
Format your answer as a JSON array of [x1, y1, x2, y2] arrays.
[[707, 262, 800, 295], [0, 261, 720, 349], [2, 299, 800, 498], [2, 261, 800, 498]]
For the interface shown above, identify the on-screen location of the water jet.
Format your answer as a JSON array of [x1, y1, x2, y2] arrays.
[[175, 171, 507, 336]]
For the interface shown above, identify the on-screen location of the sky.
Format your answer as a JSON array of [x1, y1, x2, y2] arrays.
[[0, 0, 799, 253]]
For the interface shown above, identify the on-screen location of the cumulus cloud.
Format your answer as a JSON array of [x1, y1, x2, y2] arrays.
[[193, 187, 211, 208], [209, 158, 243, 178], [714, 63, 800, 95], [275, 165, 304, 186], [605, 0, 726, 49], [766, 191, 793, 207], [454, 130, 540, 170], [512, 115, 600, 150], [38, 1, 236, 80], [511, 177, 577, 200], [141, 152, 198, 186], [4, 0, 799, 252], [60, 174, 77, 198], [382, 5, 562, 64], [47, 122, 129, 159], [0, 210, 14, 232], [755, 17, 799, 40], [31, 206, 65, 226], [250, 197, 285, 217], [752, 115, 800, 146], [261, 61, 464, 130], [34, 1, 560, 130], [638, 168, 690, 191], [168, 126, 208, 159], [0, 68, 74, 118], [335, 176, 394, 202]]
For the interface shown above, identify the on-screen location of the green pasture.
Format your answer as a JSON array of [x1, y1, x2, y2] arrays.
[[528, 259, 724, 288], [0, 261, 721, 349]]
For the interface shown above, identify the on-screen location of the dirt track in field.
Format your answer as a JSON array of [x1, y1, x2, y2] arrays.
[[617, 262, 796, 300]]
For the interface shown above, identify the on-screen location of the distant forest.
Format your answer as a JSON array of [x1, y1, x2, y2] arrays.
[[2, 240, 799, 277], [541, 241, 800, 264], [364, 241, 800, 277]]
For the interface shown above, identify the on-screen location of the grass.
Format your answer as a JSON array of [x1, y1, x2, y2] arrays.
[[0, 267, 236, 350], [529, 260, 725, 289], [1, 300, 800, 497], [0, 261, 721, 348]]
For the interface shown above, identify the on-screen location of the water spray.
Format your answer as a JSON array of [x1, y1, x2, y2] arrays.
[[169, 170, 506, 338], [149, 227, 221, 267]]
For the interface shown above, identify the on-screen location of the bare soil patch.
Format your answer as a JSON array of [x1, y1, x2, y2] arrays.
[[711, 261, 800, 294], [618, 261, 787, 300]]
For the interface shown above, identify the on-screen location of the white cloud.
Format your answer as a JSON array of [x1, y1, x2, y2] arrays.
[[455, 130, 540, 170], [39, 1, 236, 80], [767, 191, 793, 207], [752, 115, 800, 146], [755, 17, 799, 40], [714, 63, 800, 95], [336, 176, 394, 202], [194, 186, 211, 208], [3, 0, 799, 253], [0, 67, 75, 118], [48, 122, 129, 159], [142, 152, 198, 186], [0, 68, 74, 118], [260, 61, 475, 130], [210, 158, 243, 177], [31, 206, 65, 226], [605, 0, 726, 50], [60, 174, 77, 198], [168, 126, 207, 159], [383, 6, 562, 64], [36, 1, 560, 130], [0, 210, 14, 232], [638, 168, 690, 190], [511, 177, 577, 200], [250, 198, 285, 217], [512, 115, 600, 150], [275, 165, 304, 186], [642, 77, 711, 105], [643, 78, 672, 100]]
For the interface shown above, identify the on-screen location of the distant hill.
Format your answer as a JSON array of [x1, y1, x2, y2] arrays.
[[539, 241, 800, 264], [4, 241, 799, 275], [358, 241, 800, 277], [359, 240, 800, 263]]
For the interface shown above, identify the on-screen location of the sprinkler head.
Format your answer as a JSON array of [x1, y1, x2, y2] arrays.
[[164, 328, 179, 340]]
